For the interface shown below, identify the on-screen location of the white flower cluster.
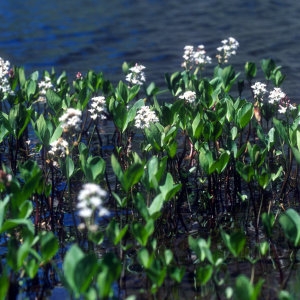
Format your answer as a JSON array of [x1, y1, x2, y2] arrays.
[[0, 57, 14, 96], [88, 96, 107, 120], [251, 83, 295, 114], [48, 138, 69, 161], [77, 183, 109, 218], [38, 76, 53, 103], [278, 96, 296, 114], [251, 82, 267, 101], [179, 91, 197, 103], [59, 108, 82, 132], [126, 63, 146, 86], [268, 87, 286, 104], [134, 106, 159, 129], [216, 37, 239, 64], [182, 45, 212, 70]]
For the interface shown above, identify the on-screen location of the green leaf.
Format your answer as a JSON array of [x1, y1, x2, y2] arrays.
[[25, 258, 40, 278], [234, 275, 264, 300], [63, 245, 98, 297], [132, 220, 154, 246], [273, 118, 288, 143], [261, 59, 276, 80], [220, 66, 240, 93], [0, 272, 9, 299], [97, 253, 121, 298], [49, 125, 63, 143], [211, 151, 230, 174], [106, 220, 129, 245], [191, 112, 203, 140], [46, 89, 62, 113], [196, 265, 213, 285], [111, 154, 124, 186], [236, 102, 253, 129], [199, 147, 214, 174], [257, 171, 270, 189], [33, 114, 51, 145], [236, 161, 254, 182], [245, 62, 257, 80], [0, 196, 10, 229], [279, 208, 300, 247], [221, 230, 246, 257], [85, 156, 106, 182], [74, 254, 99, 294], [291, 146, 300, 165], [0, 218, 34, 235], [159, 173, 181, 201], [261, 212, 275, 238], [148, 193, 164, 218], [62, 156, 74, 179], [138, 248, 152, 269], [188, 236, 213, 264], [123, 161, 144, 192], [40, 232, 59, 262]]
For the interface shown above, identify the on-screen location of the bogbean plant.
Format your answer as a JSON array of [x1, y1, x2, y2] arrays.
[[0, 37, 300, 299]]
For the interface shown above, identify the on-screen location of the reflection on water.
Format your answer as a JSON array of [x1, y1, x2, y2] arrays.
[[1, 0, 300, 101]]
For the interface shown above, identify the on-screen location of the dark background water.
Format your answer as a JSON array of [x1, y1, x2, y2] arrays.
[[1, 0, 300, 102]]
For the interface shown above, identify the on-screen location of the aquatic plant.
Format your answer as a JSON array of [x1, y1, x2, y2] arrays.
[[0, 37, 300, 299]]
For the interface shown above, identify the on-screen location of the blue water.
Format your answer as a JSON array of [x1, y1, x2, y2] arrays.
[[1, 0, 300, 100]]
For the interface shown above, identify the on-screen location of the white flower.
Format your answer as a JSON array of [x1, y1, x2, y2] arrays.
[[88, 96, 107, 120], [126, 63, 146, 86], [37, 76, 53, 103], [134, 106, 159, 129], [77, 183, 109, 219], [48, 138, 69, 159], [182, 44, 211, 70], [38, 76, 53, 94], [0, 57, 14, 97], [277, 95, 296, 114], [216, 37, 239, 64], [268, 87, 286, 104], [251, 82, 267, 101], [59, 108, 82, 132], [179, 91, 197, 103], [193, 45, 212, 66]]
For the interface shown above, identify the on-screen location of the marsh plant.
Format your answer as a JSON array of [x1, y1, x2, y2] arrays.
[[0, 37, 300, 299]]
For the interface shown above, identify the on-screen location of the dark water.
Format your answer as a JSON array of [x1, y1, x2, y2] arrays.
[[1, 0, 300, 101]]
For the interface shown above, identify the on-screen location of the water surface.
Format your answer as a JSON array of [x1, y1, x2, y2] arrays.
[[1, 0, 299, 98]]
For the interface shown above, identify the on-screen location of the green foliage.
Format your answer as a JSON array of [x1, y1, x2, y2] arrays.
[[62, 244, 99, 298], [0, 38, 300, 299], [234, 275, 264, 300], [279, 209, 300, 247]]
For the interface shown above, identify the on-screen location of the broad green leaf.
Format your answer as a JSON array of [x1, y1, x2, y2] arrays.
[[97, 253, 121, 299], [138, 248, 152, 269], [111, 154, 124, 186], [211, 151, 230, 174], [261, 212, 275, 238], [86, 156, 106, 182], [159, 173, 181, 201], [46, 89, 62, 113], [261, 59, 276, 80], [148, 193, 164, 218], [221, 230, 246, 257], [237, 102, 253, 129], [234, 275, 264, 300], [279, 208, 300, 247], [196, 265, 213, 285], [74, 254, 98, 294], [245, 61, 257, 79], [63, 245, 84, 295], [0, 218, 34, 234], [40, 232, 59, 262]]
